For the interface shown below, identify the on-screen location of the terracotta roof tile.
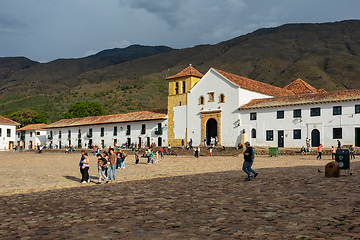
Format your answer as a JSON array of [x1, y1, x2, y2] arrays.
[[284, 78, 323, 94], [0, 116, 20, 126], [166, 65, 203, 80], [16, 123, 47, 131], [214, 69, 295, 97], [239, 89, 360, 110], [44, 110, 167, 129]]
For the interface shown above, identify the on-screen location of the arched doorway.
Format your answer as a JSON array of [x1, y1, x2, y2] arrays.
[[206, 118, 217, 145], [311, 129, 320, 147]]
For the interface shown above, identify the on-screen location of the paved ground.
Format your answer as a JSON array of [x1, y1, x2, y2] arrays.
[[0, 151, 359, 239]]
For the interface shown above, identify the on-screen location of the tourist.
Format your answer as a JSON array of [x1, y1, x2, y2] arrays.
[[316, 144, 323, 159], [160, 147, 165, 160], [242, 141, 258, 181], [197, 147, 200, 157], [189, 138, 193, 148], [331, 146, 336, 160], [300, 146, 306, 154], [103, 152, 109, 176], [168, 144, 171, 155], [349, 145, 356, 160], [121, 150, 127, 169], [96, 153, 108, 184], [237, 143, 243, 150], [79, 150, 87, 183], [337, 140, 341, 149], [108, 148, 117, 181], [117, 150, 123, 169], [204, 138, 207, 147], [209, 147, 213, 157], [135, 150, 139, 164], [181, 139, 184, 149]]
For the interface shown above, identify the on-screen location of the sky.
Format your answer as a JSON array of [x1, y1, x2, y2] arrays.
[[1, 0, 360, 63]]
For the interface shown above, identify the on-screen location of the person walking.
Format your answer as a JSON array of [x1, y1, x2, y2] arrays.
[[242, 142, 258, 181], [331, 146, 336, 160], [135, 150, 140, 164], [317, 144, 323, 159], [96, 153, 108, 184], [121, 150, 127, 169], [160, 148, 165, 160], [337, 140, 341, 149], [108, 148, 117, 181], [349, 145, 356, 160]]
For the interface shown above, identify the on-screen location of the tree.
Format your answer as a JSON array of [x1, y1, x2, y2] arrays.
[[6, 110, 48, 127], [64, 102, 108, 119]]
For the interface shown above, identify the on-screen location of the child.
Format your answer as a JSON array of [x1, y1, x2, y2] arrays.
[[210, 147, 213, 157]]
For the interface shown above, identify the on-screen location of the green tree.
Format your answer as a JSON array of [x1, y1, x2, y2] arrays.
[[64, 102, 108, 119], [6, 110, 48, 127]]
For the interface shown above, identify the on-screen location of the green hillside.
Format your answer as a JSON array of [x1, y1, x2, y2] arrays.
[[1, 20, 360, 122]]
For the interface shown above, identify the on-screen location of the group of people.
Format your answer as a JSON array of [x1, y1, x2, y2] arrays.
[[79, 148, 128, 184]]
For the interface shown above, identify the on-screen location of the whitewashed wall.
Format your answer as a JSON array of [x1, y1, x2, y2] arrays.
[[46, 119, 168, 149], [0, 124, 17, 150], [16, 129, 47, 149], [240, 101, 360, 148], [186, 69, 272, 146]]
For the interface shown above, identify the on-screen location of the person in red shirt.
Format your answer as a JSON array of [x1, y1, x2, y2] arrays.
[[317, 144, 323, 159]]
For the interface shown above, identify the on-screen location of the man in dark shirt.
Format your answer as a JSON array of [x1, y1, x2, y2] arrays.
[[242, 142, 258, 181]]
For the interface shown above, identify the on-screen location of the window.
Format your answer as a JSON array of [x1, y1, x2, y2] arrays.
[[141, 124, 146, 134], [113, 126, 117, 136], [0, 128, 2, 137], [356, 105, 360, 114], [182, 81, 186, 93], [266, 130, 274, 141], [37, 132, 40, 136], [251, 128, 256, 138], [277, 111, 284, 119], [175, 82, 179, 94], [30, 132, 33, 137], [250, 112, 257, 121], [219, 93, 225, 103], [293, 109, 301, 118], [101, 127, 105, 137], [7, 129, 11, 138], [310, 107, 321, 117], [88, 128, 92, 138], [59, 131, 62, 138], [126, 125, 131, 135], [68, 130, 71, 138], [199, 96, 204, 105], [78, 129, 81, 139], [208, 92, 214, 102], [333, 106, 342, 115], [333, 128, 342, 139], [293, 129, 301, 139]]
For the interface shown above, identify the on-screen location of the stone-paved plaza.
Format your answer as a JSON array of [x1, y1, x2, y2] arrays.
[[0, 151, 359, 239]]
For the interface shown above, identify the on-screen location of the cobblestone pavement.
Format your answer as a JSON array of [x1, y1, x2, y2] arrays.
[[0, 151, 359, 239]]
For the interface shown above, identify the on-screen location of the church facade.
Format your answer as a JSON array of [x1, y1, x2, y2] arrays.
[[167, 65, 360, 148]]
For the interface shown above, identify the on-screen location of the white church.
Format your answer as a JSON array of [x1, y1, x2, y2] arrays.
[[167, 65, 360, 148]]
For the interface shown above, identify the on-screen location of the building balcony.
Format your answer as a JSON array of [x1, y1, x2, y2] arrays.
[[126, 130, 131, 136], [141, 129, 146, 135], [47, 135, 53, 140], [87, 133, 93, 138], [155, 129, 162, 135]]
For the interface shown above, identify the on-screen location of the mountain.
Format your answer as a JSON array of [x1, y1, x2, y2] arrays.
[[0, 20, 360, 122]]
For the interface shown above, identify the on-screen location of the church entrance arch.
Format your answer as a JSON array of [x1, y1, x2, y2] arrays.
[[206, 118, 217, 145], [201, 110, 221, 146]]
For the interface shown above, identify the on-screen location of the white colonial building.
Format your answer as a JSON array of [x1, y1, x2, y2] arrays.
[[0, 116, 20, 150], [16, 123, 47, 149], [44, 110, 168, 149], [167, 65, 360, 148]]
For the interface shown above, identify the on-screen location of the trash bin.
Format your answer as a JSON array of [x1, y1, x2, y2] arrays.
[[269, 147, 279, 157], [335, 149, 350, 169]]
